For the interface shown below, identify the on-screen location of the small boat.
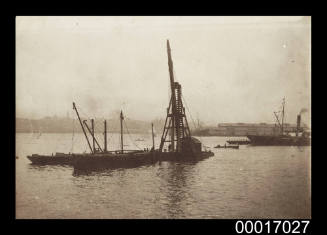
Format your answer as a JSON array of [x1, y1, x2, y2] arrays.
[[135, 138, 145, 141], [227, 140, 250, 145], [214, 144, 239, 149]]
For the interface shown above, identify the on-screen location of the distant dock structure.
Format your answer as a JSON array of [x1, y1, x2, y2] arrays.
[[192, 122, 309, 137]]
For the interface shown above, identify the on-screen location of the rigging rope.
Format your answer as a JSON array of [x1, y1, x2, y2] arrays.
[[171, 66, 209, 149], [107, 119, 118, 150], [75, 105, 146, 151], [74, 106, 105, 150], [182, 95, 207, 149], [123, 119, 142, 150], [93, 117, 104, 148], [70, 117, 75, 153], [181, 95, 197, 130]]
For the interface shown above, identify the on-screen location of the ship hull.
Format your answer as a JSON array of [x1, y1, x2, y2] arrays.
[[227, 140, 250, 145], [27, 154, 77, 165], [247, 135, 311, 146], [214, 145, 239, 149], [27, 151, 214, 169], [72, 152, 156, 169], [72, 151, 214, 170]]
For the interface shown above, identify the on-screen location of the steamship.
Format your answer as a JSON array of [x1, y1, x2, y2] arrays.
[[247, 99, 311, 146]]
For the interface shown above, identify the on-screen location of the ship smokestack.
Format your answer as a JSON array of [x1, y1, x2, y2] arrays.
[[296, 114, 301, 137]]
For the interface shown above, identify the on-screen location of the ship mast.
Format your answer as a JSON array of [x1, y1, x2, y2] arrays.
[[281, 98, 285, 135], [273, 111, 282, 130], [91, 119, 95, 153], [104, 120, 107, 152], [151, 123, 155, 150], [82, 120, 103, 152], [120, 110, 124, 154]]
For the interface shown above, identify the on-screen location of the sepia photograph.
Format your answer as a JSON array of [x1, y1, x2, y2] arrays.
[[15, 16, 311, 219]]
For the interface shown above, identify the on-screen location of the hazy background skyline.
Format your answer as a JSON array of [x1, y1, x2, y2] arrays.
[[16, 16, 311, 127]]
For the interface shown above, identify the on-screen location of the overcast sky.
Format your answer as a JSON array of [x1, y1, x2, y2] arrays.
[[16, 16, 311, 126]]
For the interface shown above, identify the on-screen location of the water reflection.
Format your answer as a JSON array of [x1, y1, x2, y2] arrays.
[[296, 146, 307, 152], [157, 161, 198, 218], [28, 164, 72, 172], [28, 164, 49, 171], [72, 164, 152, 177], [72, 168, 98, 176], [17, 133, 311, 218], [72, 167, 129, 177], [71, 160, 201, 218]]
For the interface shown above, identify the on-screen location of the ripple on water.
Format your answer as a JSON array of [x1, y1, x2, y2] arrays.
[[16, 134, 311, 218]]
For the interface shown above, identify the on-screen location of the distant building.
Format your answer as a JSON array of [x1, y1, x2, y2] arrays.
[[192, 122, 308, 136], [217, 123, 279, 136]]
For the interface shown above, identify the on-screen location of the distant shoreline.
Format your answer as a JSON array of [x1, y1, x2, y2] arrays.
[[15, 131, 150, 134], [15, 131, 248, 137]]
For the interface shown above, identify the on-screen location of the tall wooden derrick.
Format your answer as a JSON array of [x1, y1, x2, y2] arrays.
[[159, 40, 192, 153]]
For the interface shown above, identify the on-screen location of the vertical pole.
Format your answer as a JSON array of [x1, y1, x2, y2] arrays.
[[120, 111, 124, 154], [296, 114, 301, 137], [167, 40, 176, 152], [83, 120, 102, 152], [151, 123, 155, 150], [281, 98, 285, 135], [104, 120, 107, 152], [91, 119, 95, 153], [73, 102, 93, 153]]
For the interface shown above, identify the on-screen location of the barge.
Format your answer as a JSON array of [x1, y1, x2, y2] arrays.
[[27, 40, 214, 169]]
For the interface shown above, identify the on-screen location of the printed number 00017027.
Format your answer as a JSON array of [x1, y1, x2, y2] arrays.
[[235, 220, 310, 234]]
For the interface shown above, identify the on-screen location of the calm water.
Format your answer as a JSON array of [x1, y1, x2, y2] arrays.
[[16, 133, 311, 219]]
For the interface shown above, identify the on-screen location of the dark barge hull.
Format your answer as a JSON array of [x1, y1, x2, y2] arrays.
[[247, 135, 311, 146], [214, 145, 239, 149], [27, 154, 77, 165], [227, 140, 250, 145], [72, 151, 214, 170], [27, 151, 214, 169]]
